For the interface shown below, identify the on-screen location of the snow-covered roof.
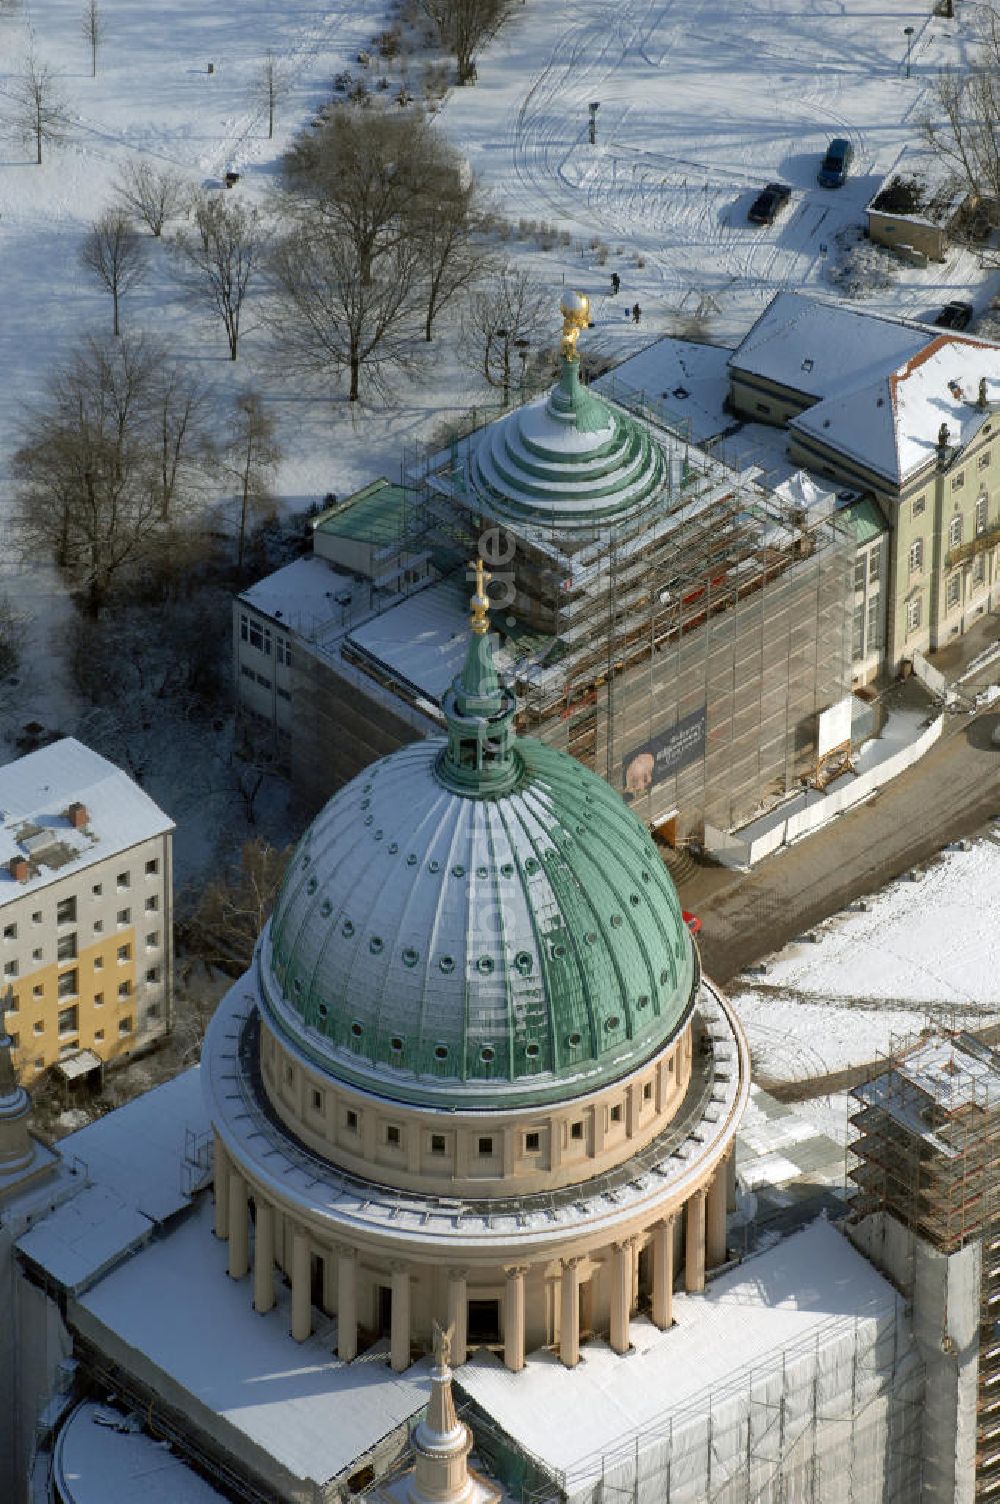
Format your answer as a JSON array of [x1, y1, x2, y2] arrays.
[[239, 556, 363, 641], [0, 739, 173, 904], [74, 1198, 431, 1489], [17, 1070, 210, 1291], [593, 338, 735, 445], [456, 1219, 903, 1493], [866, 144, 966, 230], [792, 335, 1000, 484], [729, 291, 930, 402], [54, 1401, 227, 1504], [344, 575, 470, 702]]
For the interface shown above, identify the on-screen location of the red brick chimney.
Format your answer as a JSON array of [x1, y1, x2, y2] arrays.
[[8, 856, 28, 883], [67, 802, 88, 830]]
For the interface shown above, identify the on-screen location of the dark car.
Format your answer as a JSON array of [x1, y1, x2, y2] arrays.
[[748, 182, 792, 225], [934, 300, 974, 331], [818, 137, 854, 188]]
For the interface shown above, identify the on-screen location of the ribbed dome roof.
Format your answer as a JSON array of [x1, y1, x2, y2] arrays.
[[259, 737, 696, 1108], [467, 358, 665, 530]]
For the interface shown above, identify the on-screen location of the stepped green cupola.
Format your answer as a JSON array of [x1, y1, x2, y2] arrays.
[[467, 290, 666, 529], [257, 571, 697, 1109]]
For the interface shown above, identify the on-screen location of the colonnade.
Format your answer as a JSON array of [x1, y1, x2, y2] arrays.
[[214, 1137, 732, 1375]]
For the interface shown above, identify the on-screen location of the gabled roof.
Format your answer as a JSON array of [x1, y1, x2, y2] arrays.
[[729, 291, 930, 403], [791, 334, 1000, 485]]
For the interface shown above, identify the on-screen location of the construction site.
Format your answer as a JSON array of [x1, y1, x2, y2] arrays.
[[850, 1031, 1000, 1502], [291, 364, 857, 841]]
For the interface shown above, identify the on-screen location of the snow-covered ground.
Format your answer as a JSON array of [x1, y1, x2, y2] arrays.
[[731, 831, 1000, 1087]]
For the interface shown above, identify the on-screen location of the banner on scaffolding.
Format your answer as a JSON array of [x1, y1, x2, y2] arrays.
[[622, 704, 707, 798]]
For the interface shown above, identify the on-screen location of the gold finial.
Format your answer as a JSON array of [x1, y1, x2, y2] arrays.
[[560, 290, 590, 362], [470, 557, 491, 634]]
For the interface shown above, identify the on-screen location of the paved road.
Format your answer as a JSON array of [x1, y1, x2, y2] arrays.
[[682, 697, 1000, 989]]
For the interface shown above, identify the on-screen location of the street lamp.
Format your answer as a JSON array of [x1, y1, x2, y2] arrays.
[[904, 26, 915, 78], [514, 337, 530, 390]]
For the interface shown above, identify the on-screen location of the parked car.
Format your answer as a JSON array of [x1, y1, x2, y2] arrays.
[[934, 300, 974, 331], [682, 911, 702, 937], [817, 138, 854, 188], [748, 182, 792, 225]]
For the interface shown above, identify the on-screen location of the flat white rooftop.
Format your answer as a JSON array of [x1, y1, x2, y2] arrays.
[[73, 1198, 432, 1491], [457, 1218, 903, 1494], [0, 737, 173, 903], [54, 1401, 227, 1504]]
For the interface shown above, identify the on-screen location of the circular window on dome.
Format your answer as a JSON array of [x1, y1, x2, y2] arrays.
[[524, 857, 540, 876], [636, 994, 650, 1009], [525, 1042, 540, 1059], [514, 951, 533, 976], [480, 1046, 495, 1064], [293, 977, 303, 996], [388, 841, 398, 855], [500, 862, 514, 879], [360, 798, 370, 810], [567, 1031, 582, 1048], [342, 920, 354, 937], [451, 864, 465, 879], [390, 1036, 404, 1053], [660, 968, 670, 985], [629, 893, 641, 907], [428, 860, 440, 874], [407, 853, 417, 866], [375, 829, 385, 842], [318, 1003, 328, 1020], [301, 853, 311, 868], [476, 865, 488, 879], [351, 1021, 364, 1037], [320, 899, 332, 918], [439, 955, 455, 974], [306, 876, 318, 895], [605, 1015, 621, 1032], [369, 936, 384, 955], [402, 947, 419, 968], [610, 914, 622, 928], [363, 815, 373, 827], [577, 825, 586, 835], [434, 1044, 449, 1061], [641, 870, 651, 883], [477, 956, 494, 975], [551, 942, 566, 960]]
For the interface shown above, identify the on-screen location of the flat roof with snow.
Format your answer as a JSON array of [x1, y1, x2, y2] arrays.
[[74, 1198, 431, 1490], [54, 1401, 227, 1504], [239, 555, 364, 641], [457, 1219, 903, 1493], [0, 738, 173, 904]]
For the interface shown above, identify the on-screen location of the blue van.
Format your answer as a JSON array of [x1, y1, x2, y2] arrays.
[[818, 138, 853, 188]]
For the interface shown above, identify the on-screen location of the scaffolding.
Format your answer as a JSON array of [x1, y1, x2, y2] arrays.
[[387, 377, 854, 839], [849, 1031, 1000, 1499]]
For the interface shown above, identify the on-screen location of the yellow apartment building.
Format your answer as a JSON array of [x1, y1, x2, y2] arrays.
[[0, 738, 174, 1087]]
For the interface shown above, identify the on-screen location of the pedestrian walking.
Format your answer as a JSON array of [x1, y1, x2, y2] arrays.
[[611, 271, 620, 295], [632, 302, 641, 324]]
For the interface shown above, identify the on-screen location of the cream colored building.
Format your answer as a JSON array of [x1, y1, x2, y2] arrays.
[[205, 555, 749, 1379], [0, 738, 174, 1086]]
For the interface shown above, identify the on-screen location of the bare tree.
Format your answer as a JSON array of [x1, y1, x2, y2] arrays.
[[255, 50, 286, 140], [12, 52, 69, 164], [420, 0, 512, 84], [284, 108, 435, 285], [81, 209, 147, 336], [115, 159, 188, 236], [465, 264, 550, 403], [81, 0, 102, 77], [922, 10, 1000, 208], [173, 194, 266, 359], [11, 335, 211, 614], [413, 157, 484, 340], [269, 219, 422, 401], [181, 839, 291, 975], [222, 391, 283, 571], [151, 363, 215, 520]]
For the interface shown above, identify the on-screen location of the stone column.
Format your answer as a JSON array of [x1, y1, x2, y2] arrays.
[[503, 1265, 527, 1373], [447, 1268, 468, 1367], [609, 1242, 631, 1354], [253, 1200, 275, 1314], [337, 1245, 358, 1362], [630, 1234, 640, 1312], [726, 1147, 738, 1213], [707, 1165, 728, 1269], [685, 1188, 707, 1293], [213, 1134, 230, 1240], [651, 1217, 674, 1330], [292, 1228, 311, 1342], [391, 1263, 411, 1373], [227, 1171, 248, 1279], [559, 1257, 581, 1369]]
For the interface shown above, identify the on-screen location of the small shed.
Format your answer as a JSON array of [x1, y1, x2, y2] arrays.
[[866, 146, 968, 263]]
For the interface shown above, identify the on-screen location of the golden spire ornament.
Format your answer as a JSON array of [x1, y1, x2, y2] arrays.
[[470, 557, 492, 635], [559, 289, 591, 361]]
